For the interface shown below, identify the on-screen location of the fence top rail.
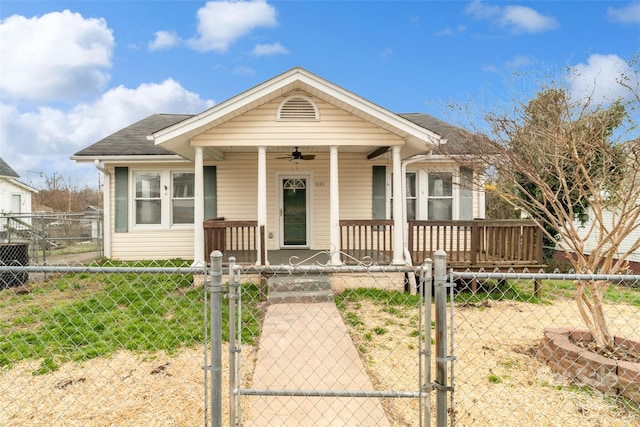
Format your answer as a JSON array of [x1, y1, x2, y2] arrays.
[[0, 265, 208, 275], [452, 270, 640, 282], [1, 212, 100, 218], [236, 263, 415, 275]]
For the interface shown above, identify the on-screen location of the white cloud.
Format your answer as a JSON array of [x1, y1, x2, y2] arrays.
[[465, 0, 558, 34], [436, 25, 467, 36], [606, 2, 640, 25], [251, 42, 289, 56], [566, 54, 637, 105], [233, 66, 256, 77], [188, 0, 278, 52], [0, 80, 214, 184], [0, 10, 114, 102], [505, 55, 535, 69], [465, 0, 500, 20], [149, 30, 181, 50], [501, 5, 559, 33]]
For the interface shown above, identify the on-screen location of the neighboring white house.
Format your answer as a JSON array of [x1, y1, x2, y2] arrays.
[[573, 200, 640, 272], [72, 67, 493, 266], [0, 158, 37, 214]]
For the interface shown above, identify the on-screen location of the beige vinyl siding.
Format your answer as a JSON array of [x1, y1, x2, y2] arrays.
[[193, 96, 403, 147], [216, 152, 371, 250], [216, 154, 258, 221], [339, 154, 377, 220], [111, 229, 194, 260], [106, 162, 196, 261]]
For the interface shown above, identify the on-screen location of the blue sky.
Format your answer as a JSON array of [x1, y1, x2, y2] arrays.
[[1, 1, 639, 190]]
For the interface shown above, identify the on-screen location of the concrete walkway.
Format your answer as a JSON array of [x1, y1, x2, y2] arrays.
[[245, 302, 390, 426]]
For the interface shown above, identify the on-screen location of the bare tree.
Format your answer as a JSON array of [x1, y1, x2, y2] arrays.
[[448, 61, 639, 350], [33, 172, 102, 213]]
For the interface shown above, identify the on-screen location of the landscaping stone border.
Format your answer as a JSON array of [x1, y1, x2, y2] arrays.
[[538, 327, 640, 403]]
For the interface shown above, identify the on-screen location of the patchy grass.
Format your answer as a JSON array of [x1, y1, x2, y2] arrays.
[[0, 260, 263, 374], [453, 278, 640, 308]]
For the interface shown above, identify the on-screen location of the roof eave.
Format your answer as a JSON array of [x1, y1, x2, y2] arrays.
[[70, 154, 187, 163]]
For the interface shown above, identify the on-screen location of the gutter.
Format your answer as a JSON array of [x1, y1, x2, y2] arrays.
[[94, 159, 109, 176]]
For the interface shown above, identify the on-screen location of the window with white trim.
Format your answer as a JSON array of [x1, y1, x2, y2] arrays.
[[389, 172, 417, 220], [427, 172, 453, 220], [135, 172, 161, 225], [172, 172, 195, 224], [133, 170, 195, 227]]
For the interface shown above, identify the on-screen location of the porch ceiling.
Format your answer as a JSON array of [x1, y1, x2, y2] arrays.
[[212, 145, 379, 154], [201, 144, 385, 162]]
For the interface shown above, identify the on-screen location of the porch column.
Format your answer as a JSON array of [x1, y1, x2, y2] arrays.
[[392, 146, 404, 264], [257, 147, 267, 265], [193, 147, 205, 267], [329, 146, 341, 265]]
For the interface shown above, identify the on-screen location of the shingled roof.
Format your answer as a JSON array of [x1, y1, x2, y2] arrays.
[[73, 114, 193, 157], [0, 157, 20, 178], [400, 113, 485, 155], [74, 111, 481, 158]]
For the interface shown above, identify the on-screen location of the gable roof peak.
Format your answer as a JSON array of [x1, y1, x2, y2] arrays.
[[0, 157, 20, 178]]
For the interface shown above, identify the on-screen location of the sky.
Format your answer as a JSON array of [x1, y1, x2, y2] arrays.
[[1, 0, 639, 190]]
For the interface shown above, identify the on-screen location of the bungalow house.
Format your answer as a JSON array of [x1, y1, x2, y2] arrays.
[[72, 67, 542, 268]]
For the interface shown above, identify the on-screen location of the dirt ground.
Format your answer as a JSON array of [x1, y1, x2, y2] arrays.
[[344, 298, 640, 427], [1, 299, 639, 426]]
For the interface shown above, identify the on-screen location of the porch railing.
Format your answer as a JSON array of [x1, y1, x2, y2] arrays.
[[339, 220, 394, 264], [408, 219, 544, 268], [203, 218, 543, 268], [203, 220, 265, 265]]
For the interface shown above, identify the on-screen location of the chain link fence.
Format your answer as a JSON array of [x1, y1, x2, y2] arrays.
[[218, 257, 434, 426], [450, 268, 640, 426], [1, 252, 639, 426], [0, 213, 103, 267]]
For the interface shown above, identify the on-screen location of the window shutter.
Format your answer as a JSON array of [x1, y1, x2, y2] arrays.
[[372, 166, 386, 219], [114, 167, 128, 232], [204, 166, 217, 219]]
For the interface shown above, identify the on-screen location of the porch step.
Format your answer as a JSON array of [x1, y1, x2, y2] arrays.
[[267, 274, 333, 304]]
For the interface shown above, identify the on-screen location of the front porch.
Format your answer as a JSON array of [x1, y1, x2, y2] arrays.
[[204, 219, 545, 269]]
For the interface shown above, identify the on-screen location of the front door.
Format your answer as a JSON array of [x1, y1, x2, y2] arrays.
[[280, 177, 309, 247]]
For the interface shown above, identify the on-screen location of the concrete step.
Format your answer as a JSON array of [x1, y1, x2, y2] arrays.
[[267, 274, 333, 304]]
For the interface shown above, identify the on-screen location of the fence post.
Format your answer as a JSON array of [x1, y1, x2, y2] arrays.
[[420, 258, 433, 427], [227, 257, 237, 427], [206, 251, 223, 427], [434, 249, 448, 427]]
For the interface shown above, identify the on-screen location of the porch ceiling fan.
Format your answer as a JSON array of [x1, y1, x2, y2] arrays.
[[276, 147, 316, 161]]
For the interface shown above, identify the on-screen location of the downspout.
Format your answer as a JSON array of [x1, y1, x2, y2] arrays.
[[94, 160, 110, 259]]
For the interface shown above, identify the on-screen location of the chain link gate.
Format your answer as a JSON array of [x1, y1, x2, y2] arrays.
[[204, 250, 456, 426]]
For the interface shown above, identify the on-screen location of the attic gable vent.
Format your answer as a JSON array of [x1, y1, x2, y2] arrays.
[[277, 96, 319, 121]]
